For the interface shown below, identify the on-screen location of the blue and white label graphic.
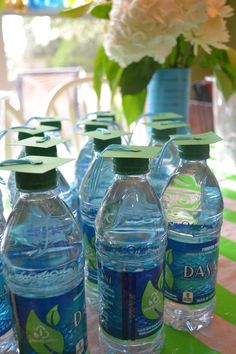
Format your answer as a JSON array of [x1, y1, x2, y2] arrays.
[[165, 236, 219, 304], [98, 263, 164, 341], [11, 282, 87, 353], [82, 221, 97, 285], [0, 262, 12, 336]]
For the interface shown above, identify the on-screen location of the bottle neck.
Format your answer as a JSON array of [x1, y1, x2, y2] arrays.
[[151, 136, 167, 146], [179, 158, 208, 168], [19, 187, 57, 201], [116, 173, 148, 181]]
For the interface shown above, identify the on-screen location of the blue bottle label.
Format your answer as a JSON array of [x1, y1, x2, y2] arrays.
[[0, 263, 12, 336], [11, 282, 87, 353], [165, 236, 219, 304], [98, 263, 164, 340], [82, 221, 97, 285]]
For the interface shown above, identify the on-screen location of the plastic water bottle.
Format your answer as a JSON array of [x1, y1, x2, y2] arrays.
[[0, 187, 18, 353], [1, 158, 88, 353], [79, 133, 122, 306], [147, 123, 187, 197], [162, 141, 223, 331], [95, 148, 167, 353]]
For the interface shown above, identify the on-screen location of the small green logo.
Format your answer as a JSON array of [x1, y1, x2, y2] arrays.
[[141, 280, 163, 320], [26, 305, 64, 354]]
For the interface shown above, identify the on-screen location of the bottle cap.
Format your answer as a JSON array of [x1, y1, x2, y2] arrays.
[[12, 136, 69, 157], [102, 145, 161, 174], [170, 132, 222, 159], [84, 130, 129, 152], [39, 117, 67, 131], [10, 126, 59, 141], [0, 156, 73, 191], [144, 121, 189, 140]]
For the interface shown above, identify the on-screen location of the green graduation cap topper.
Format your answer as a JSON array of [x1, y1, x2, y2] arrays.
[[13, 136, 69, 149], [144, 121, 189, 130], [170, 132, 222, 145], [83, 130, 129, 140], [39, 117, 67, 130], [144, 121, 189, 140], [170, 132, 222, 159], [84, 129, 130, 152], [76, 120, 109, 132], [10, 136, 70, 158], [9, 125, 57, 136], [150, 112, 184, 120], [102, 145, 161, 175], [0, 156, 74, 191]]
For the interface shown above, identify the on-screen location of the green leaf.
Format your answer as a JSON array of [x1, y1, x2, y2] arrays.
[[46, 305, 60, 326], [141, 280, 163, 320], [93, 46, 106, 100], [214, 67, 233, 101], [165, 264, 174, 289], [59, 1, 93, 18], [157, 271, 164, 290], [165, 249, 173, 265], [227, 47, 236, 70], [122, 89, 147, 125], [104, 58, 123, 97], [89, 1, 112, 19], [26, 310, 64, 353], [0, 0, 6, 11], [120, 57, 158, 95]]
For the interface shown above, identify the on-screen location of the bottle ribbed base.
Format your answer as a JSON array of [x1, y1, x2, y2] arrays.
[[164, 298, 215, 332], [99, 326, 164, 354]]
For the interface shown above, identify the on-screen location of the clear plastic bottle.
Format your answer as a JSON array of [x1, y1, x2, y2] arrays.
[[2, 163, 88, 353], [161, 143, 223, 331], [79, 135, 121, 306], [96, 152, 167, 353], [148, 126, 180, 197], [0, 187, 19, 353]]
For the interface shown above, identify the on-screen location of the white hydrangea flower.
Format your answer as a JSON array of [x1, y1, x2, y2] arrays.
[[104, 0, 233, 67]]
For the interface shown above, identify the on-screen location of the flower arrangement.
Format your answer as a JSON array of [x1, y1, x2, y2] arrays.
[[61, 0, 236, 124]]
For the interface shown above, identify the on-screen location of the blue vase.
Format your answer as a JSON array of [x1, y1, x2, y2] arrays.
[[147, 68, 191, 126]]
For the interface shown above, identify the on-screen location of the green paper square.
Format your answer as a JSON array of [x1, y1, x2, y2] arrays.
[[170, 132, 222, 145], [150, 112, 183, 120], [9, 126, 58, 135], [144, 121, 189, 130], [102, 145, 161, 159], [84, 130, 130, 140], [12, 136, 69, 149], [0, 156, 74, 174]]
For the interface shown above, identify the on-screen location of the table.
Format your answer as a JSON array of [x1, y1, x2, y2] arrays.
[[87, 173, 236, 354]]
